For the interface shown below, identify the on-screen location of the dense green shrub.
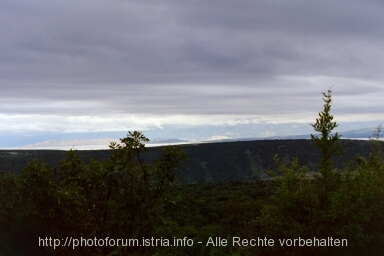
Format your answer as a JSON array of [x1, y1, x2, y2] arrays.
[[0, 132, 187, 256]]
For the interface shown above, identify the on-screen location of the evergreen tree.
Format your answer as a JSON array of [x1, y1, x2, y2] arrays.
[[310, 88, 344, 201]]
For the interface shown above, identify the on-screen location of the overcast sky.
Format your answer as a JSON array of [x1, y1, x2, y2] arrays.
[[1, 0, 384, 138]]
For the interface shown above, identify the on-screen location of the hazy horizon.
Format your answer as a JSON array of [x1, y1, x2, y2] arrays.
[[2, 120, 382, 150]]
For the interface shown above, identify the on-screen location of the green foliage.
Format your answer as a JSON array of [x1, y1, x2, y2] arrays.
[[252, 89, 384, 256], [254, 157, 320, 256], [1, 131, 187, 256], [310, 88, 344, 192], [0, 171, 21, 255]]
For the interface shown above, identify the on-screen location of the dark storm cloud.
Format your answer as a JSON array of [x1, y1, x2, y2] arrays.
[[1, 0, 384, 122]]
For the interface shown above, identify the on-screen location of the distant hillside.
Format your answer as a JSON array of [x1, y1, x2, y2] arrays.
[[176, 139, 374, 183], [0, 139, 378, 183]]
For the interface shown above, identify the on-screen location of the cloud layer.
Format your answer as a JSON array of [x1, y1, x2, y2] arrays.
[[1, 0, 383, 137]]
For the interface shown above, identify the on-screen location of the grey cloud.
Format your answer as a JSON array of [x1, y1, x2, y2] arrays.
[[176, 0, 384, 36], [3, 1, 383, 81], [1, 0, 384, 123]]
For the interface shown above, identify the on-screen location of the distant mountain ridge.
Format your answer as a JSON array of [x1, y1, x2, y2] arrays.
[[201, 127, 381, 143], [8, 126, 380, 150], [1, 120, 381, 149]]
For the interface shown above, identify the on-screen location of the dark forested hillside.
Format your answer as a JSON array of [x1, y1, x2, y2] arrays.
[[0, 139, 373, 183], [177, 139, 372, 183]]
